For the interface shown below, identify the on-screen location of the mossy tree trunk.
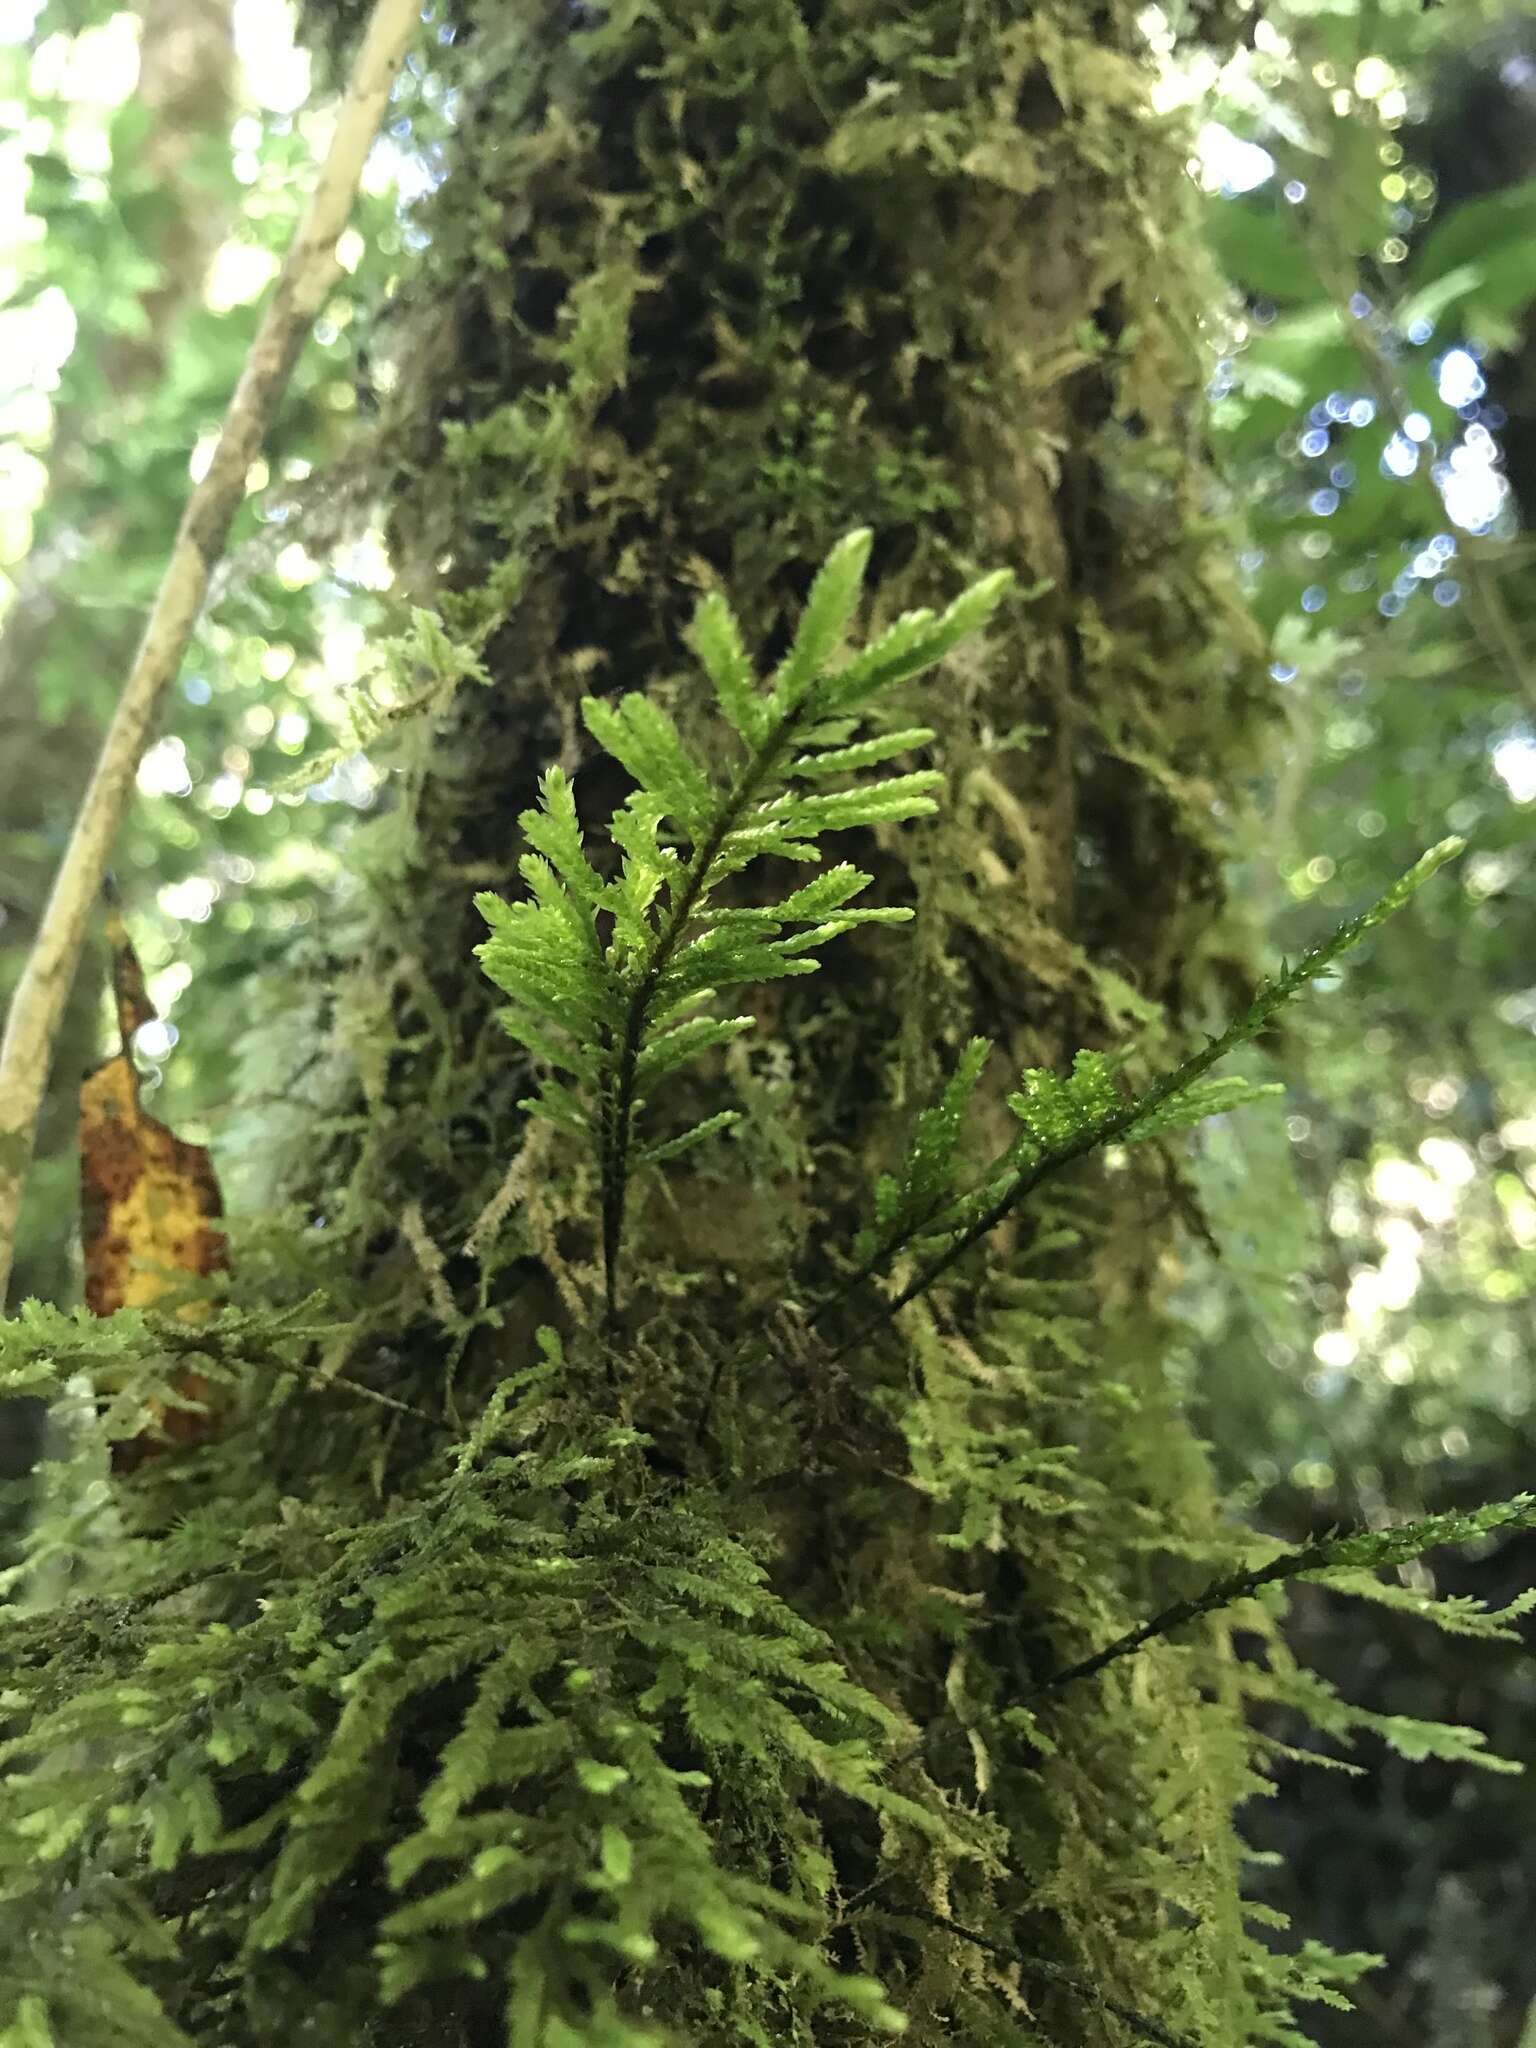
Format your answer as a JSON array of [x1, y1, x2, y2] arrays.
[[3, 5, 1314, 2044], [293, 0, 1270, 2029]]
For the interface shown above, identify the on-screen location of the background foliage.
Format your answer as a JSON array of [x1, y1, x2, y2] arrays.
[[1179, 4, 1536, 2041]]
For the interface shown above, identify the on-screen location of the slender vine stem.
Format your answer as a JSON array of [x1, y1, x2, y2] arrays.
[[900, 1909, 1195, 2048], [1035, 1495, 1536, 1695], [1036, 1548, 1333, 1696]]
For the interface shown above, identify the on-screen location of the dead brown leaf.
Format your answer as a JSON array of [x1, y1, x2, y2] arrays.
[[80, 893, 226, 1469]]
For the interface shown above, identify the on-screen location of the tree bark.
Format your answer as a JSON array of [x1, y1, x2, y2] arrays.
[[248, 0, 1274, 2036]]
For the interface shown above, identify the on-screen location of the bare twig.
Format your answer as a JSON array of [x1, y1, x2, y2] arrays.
[[0, 0, 423, 1306]]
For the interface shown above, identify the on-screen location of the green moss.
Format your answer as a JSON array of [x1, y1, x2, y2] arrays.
[[0, 6, 1504, 2046]]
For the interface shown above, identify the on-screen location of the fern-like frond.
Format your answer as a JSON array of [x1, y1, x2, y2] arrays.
[[475, 530, 1016, 1318]]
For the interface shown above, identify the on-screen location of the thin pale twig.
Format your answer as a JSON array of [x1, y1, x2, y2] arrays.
[[0, 0, 423, 1306]]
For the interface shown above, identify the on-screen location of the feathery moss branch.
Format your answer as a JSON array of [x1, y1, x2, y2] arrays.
[[816, 837, 1464, 1358], [1036, 1492, 1536, 1695]]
